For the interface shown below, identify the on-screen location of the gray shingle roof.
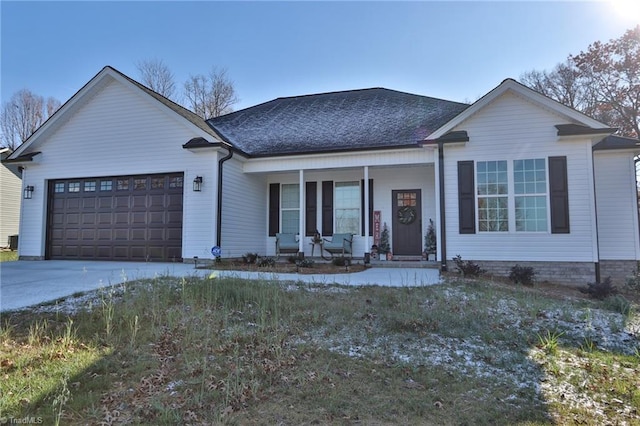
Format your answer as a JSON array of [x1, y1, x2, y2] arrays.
[[593, 134, 640, 151], [207, 88, 469, 157]]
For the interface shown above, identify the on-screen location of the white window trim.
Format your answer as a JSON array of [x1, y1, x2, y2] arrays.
[[334, 181, 361, 235], [475, 159, 551, 233], [280, 183, 300, 234]]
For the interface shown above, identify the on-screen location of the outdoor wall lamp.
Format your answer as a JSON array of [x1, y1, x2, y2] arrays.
[[193, 176, 203, 192], [23, 185, 34, 199]]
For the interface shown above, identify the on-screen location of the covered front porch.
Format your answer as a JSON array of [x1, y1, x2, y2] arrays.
[[242, 148, 439, 260]]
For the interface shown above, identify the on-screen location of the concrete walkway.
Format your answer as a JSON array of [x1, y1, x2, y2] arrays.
[[0, 260, 441, 312]]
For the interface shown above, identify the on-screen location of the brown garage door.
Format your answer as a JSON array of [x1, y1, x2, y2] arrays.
[[47, 173, 183, 261]]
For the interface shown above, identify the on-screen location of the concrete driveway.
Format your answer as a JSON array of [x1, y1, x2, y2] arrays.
[[0, 260, 440, 312]]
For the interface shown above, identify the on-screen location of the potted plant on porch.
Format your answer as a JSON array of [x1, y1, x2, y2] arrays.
[[379, 222, 391, 261], [424, 218, 437, 261]]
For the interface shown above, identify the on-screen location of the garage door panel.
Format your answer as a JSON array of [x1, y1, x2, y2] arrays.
[[48, 173, 183, 261], [131, 212, 147, 224], [66, 213, 79, 225], [52, 213, 65, 225], [81, 229, 96, 240], [98, 197, 113, 209], [82, 198, 96, 209], [166, 228, 182, 240], [98, 213, 112, 225], [114, 195, 129, 208], [82, 213, 96, 225], [148, 228, 165, 240], [97, 229, 112, 240], [131, 229, 146, 240], [113, 229, 129, 240], [80, 246, 96, 257], [167, 211, 183, 223], [149, 194, 165, 208], [67, 198, 81, 209], [114, 212, 129, 224]]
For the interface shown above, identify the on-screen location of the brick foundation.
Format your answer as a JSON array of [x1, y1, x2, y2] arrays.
[[599, 260, 638, 285], [445, 259, 638, 287]]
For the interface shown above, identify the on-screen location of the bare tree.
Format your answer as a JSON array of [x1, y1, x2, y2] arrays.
[[522, 26, 640, 138], [183, 67, 239, 119], [0, 89, 60, 150], [520, 59, 598, 116], [136, 58, 177, 100]]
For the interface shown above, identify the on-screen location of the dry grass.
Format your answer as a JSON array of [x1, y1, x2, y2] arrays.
[[1, 274, 638, 425]]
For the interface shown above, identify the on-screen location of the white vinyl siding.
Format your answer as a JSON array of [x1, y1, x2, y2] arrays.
[[16, 78, 218, 259], [220, 155, 266, 257], [594, 152, 640, 260], [0, 159, 21, 246], [443, 91, 598, 262]]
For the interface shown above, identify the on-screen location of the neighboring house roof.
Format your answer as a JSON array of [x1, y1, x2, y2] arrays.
[[207, 88, 469, 157], [7, 66, 222, 162], [593, 134, 640, 151]]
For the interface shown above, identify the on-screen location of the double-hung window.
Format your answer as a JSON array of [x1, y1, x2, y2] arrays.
[[281, 184, 300, 234], [335, 181, 360, 234], [477, 161, 508, 232], [514, 159, 548, 232], [460, 156, 563, 234]]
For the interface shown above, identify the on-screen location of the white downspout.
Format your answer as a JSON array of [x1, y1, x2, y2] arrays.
[[364, 166, 370, 253]]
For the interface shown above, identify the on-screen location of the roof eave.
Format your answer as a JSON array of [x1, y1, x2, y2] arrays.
[[1, 151, 42, 163], [247, 143, 423, 159]]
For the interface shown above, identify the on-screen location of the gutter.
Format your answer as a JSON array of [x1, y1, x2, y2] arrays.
[[216, 145, 234, 248]]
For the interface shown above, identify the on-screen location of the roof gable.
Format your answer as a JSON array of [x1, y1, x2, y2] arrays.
[[8, 66, 221, 160], [425, 79, 611, 141], [207, 88, 469, 157]]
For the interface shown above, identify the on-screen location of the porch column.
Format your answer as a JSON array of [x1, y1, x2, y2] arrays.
[[299, 169, 305, 253], [364, 166, 370, 252]]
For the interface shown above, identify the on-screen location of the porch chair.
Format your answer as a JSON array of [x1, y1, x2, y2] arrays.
[[275, 233, 299, 258], [322, 233, 353, 259]]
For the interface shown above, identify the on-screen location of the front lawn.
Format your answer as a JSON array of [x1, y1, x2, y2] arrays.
[[0, 250, 18, 262], [1, 275, 638, 424]]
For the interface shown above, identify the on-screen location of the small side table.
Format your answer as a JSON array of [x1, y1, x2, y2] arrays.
[[310, 241, 323, 257]]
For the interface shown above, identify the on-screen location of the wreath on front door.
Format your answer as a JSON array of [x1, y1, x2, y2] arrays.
[[398, 206, 417, 225]]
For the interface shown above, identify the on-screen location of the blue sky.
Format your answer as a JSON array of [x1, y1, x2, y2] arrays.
[[1, 1, 639, 111]]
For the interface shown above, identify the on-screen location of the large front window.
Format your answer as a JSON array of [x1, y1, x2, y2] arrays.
[[281, 184, 300, 234], [335, 181, 360, 234], [514, 159, 548, 232], [477, 161, 508, 232]]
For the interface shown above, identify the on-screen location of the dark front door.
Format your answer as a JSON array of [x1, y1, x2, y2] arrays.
[[392, 189, 422, 256], [47, 173, 183, 261]]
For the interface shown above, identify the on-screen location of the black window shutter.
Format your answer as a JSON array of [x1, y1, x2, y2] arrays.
[[268, 183, 280, 236], [458, 161, 476, 234], [549, 156, 570, 234], [305, 182, 317, 236], [321, 181, 333, 236], [361, 179, 374, 236]]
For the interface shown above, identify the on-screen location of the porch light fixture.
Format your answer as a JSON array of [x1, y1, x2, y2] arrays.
[[23, 185, 34, 199], [193, 176, 203, 192]]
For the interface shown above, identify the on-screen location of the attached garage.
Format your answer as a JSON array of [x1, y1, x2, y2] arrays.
[[47, 173, 184, 261]]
